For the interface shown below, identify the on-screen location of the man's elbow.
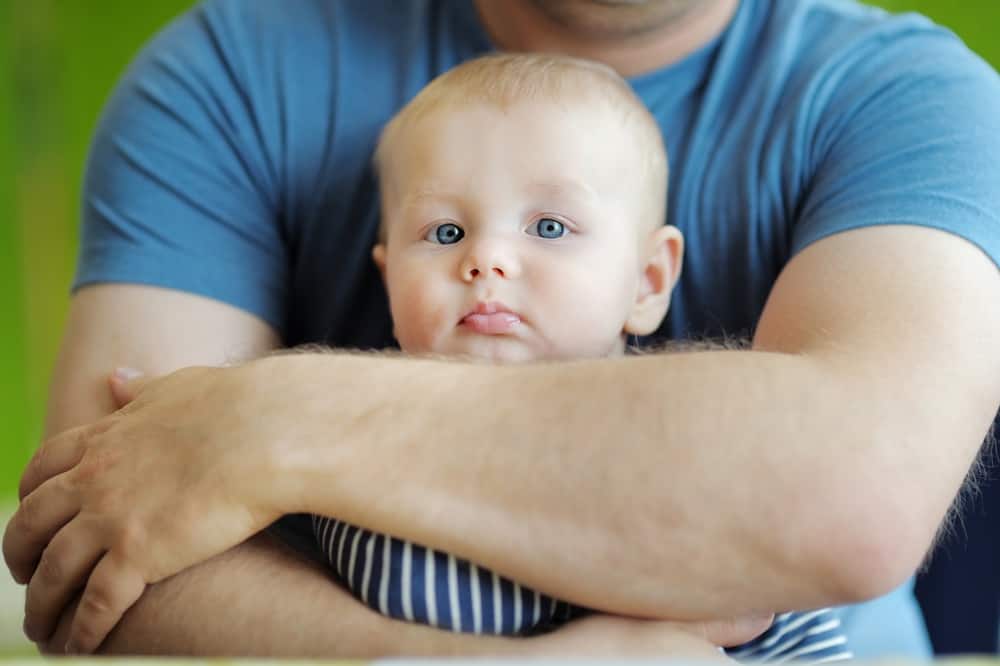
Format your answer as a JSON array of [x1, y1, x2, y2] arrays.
[[816, 503, 935, 604], [818, 425, 992, 602]]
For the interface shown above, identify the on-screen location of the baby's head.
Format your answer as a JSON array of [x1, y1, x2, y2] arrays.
[[372, 53, 683, 363]]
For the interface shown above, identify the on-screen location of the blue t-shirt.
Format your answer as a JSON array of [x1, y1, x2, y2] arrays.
[[74, 0, 1000, 657]]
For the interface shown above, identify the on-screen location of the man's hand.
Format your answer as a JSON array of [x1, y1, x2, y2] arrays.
[[524, 613, 770, 659], [3, 364, 284, 654]]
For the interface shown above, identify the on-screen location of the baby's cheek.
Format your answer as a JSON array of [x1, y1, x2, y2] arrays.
[[391, 285, 451, 352], [553, 276, 632, 355]]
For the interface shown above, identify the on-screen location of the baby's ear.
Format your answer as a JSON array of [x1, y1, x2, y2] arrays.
[[624, 224, 684, 336], [371, 244, 388, 282]]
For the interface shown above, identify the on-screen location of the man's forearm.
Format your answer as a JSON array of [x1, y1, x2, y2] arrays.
[[77, 531, 727, 658], [267, 345, 988, 620], [51, 533, 519, 657]]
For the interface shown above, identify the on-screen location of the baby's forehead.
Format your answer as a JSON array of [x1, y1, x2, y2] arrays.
[[394, 100, 648, 176], [405, 96, 631, 136]]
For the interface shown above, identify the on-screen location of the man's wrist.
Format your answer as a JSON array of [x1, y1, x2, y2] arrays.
[[261, 350, 493, 520], [248, 351, 413, 518], [243, 353, 334, 517]]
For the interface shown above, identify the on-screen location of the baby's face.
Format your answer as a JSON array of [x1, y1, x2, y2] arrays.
[[376, 100, 657, 363]]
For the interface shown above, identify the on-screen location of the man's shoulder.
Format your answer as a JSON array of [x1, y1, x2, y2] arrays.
[[689, 0, 994, 134], [716, 0, 999, 151], [771, 0, 994, 91]]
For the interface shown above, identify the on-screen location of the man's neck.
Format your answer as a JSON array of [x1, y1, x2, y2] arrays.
[[473, 0, 740, 78]]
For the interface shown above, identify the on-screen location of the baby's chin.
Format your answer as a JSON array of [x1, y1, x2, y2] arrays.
[[404, 335, 628, 364], [430, 338, 542, 364]]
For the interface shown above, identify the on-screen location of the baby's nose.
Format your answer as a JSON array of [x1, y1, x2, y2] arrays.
[[466, 265, 506, 279], [461, 243, 518, 281]]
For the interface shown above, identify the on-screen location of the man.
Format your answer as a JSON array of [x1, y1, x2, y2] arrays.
[[5, 0, 1000, 657]]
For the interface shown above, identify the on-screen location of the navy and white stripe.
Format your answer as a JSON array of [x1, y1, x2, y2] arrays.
[[314, 515, 851, 661], [314, 515, 578, 634], [726, 610, 853, 663]]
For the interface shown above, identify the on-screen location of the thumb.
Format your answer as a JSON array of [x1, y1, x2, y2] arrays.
[[108, 367, 148, 408]]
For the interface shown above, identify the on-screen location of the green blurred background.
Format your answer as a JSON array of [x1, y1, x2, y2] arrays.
[[1, 0, 999, 502]]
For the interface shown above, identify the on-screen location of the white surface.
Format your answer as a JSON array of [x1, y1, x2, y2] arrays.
[[0, 504, 33, 655]]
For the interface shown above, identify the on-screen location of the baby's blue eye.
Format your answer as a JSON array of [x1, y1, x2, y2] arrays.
[[426, 223, 464, 244], [528, 217, 567, 239]]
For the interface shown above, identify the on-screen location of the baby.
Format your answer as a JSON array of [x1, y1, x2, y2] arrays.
[[312, 53, 850, 662]]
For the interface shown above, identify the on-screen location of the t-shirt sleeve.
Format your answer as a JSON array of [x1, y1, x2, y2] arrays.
[[791, 25, 1000, 270], [74, 0, 300, 334]]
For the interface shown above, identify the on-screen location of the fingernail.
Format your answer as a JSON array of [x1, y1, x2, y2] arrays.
[[114, 367, 143, 381]]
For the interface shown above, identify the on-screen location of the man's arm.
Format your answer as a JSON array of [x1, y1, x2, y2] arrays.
[[49, 532, 730, 659]]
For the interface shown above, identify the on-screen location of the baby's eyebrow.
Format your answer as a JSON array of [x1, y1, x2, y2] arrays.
[[525, 180, 597, 203], [399, 186, 462, 211]]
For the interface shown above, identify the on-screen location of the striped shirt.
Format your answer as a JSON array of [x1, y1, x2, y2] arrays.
[[314, 516, 852, 661]]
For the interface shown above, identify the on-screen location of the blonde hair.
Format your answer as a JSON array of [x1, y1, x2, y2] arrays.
[[374, 52, 669, 238]]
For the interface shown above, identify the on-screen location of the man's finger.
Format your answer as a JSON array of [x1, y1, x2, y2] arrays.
[[685, 613, 775, 647], [18, 425, 96, 501], [64, 553, 146, 655], [23, 522, 105, 644], [3, 477, 80, 585], [38, 592, 80, 656]]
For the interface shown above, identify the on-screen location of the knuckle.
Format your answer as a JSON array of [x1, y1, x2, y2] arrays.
[[74, 448, 118, 486], [36, 547, 65, 585], [114, 521, 148, 561], [80, 586, 114, 619], [17, 493, 41, 536]]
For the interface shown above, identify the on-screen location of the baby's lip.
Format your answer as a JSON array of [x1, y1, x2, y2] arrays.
[[464, 301, 517, 318], [458, 301, 523, 334]]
